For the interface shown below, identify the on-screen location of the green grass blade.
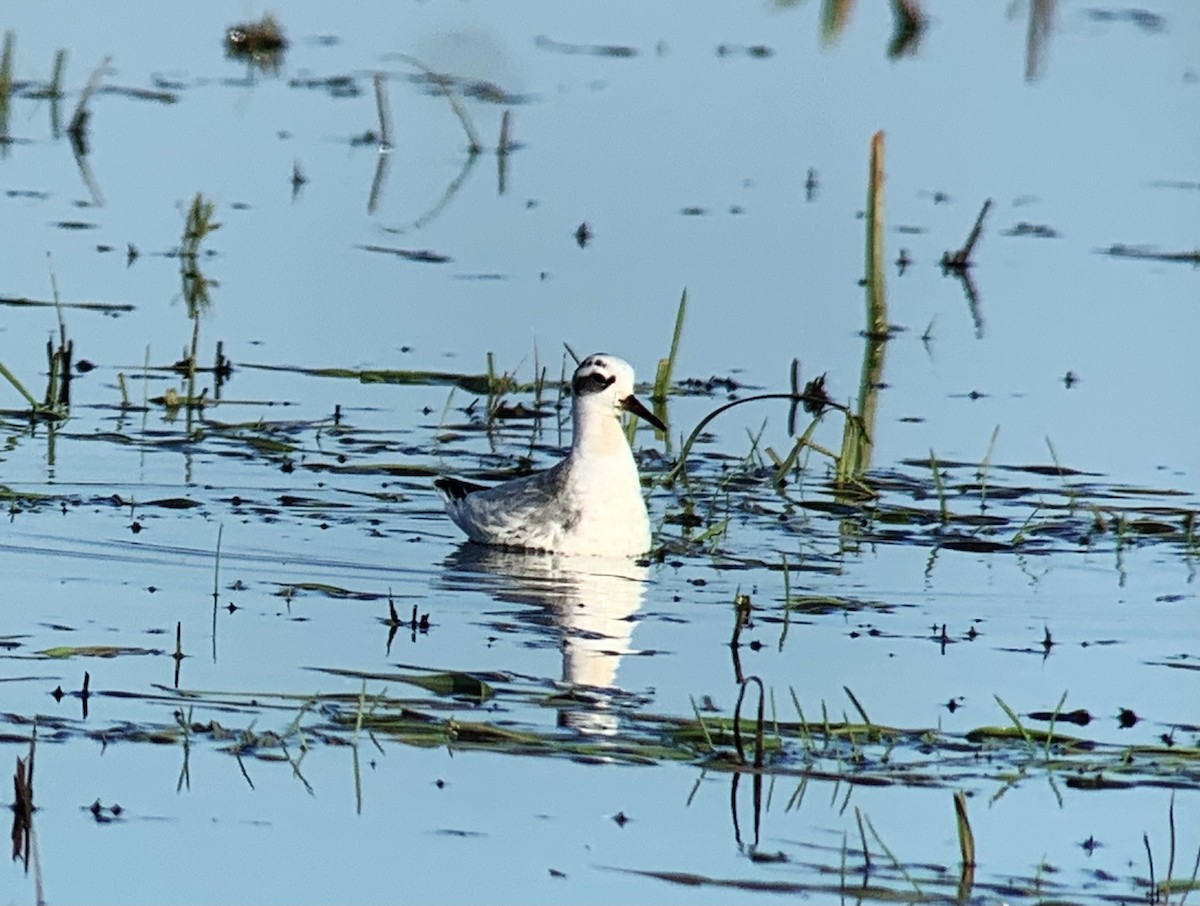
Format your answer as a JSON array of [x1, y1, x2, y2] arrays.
[[653, 288, 687, 403], [865, 130, 887, 336]]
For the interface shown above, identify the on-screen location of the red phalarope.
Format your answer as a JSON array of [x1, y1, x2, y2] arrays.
[[435, 353, 665, 557]]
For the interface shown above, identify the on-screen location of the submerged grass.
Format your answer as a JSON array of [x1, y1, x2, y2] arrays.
[[4, 675, 1194, 786]]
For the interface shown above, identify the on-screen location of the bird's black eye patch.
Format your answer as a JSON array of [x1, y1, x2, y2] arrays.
[[573, 371, 615, 397]]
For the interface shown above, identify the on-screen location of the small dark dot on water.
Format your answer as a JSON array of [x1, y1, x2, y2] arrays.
[[435, 779, 445, 789], [689, 578, 707, 587], [281, 462, 294, 474], [110, 803, 122, 816], [147, 586, 157, 593], [52, 685, 64, 701], [231, 496, 242, 506], [337, 454, 347, 463], [748, 640, 763, 651], [130, 522, 142, 533]]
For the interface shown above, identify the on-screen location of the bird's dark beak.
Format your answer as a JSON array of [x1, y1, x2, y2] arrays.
[[622, 394, 666, 433]]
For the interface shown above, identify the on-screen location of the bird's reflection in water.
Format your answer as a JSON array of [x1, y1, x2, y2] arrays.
[[439, 545, 650, 734]]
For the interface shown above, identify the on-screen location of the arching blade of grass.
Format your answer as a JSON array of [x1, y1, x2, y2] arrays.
[[993, 694, 1033, 749]]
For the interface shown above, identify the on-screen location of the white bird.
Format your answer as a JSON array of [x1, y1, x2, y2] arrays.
[[435, 353, 665, 557]]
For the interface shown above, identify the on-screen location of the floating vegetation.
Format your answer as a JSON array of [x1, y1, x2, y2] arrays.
[[97, 83, 179, 104], [0, 17, 1195, 903], [1097, 243, 1200, 264], [1002, 220, 1060, 238], [286, 73, 360, 98], [356, 244, 452, 264], [715, 43, 774, 58], [6, 671, 1193, 783], [534, 35, 638, 57], [34, 645, 162, 659], [224, 13, 288, 73]]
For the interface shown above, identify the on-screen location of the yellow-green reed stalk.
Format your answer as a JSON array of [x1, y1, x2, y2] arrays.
[[688, 695, 716, 753], [0, 31, 13, 145], [954, 792, 977, 903], [180, 193, 220, 413], [836, 131, 888, 486], [978, 425, 1000, 511], [49, 49, 66, 97], [497, 110, 513, 195], [863, 810, 923, 897], [929, 450, 949, 523], [0, 361, 40, 410], [865, 131, 887, 336], [653, 288, 687, 404], [373, 72, 393, 150]]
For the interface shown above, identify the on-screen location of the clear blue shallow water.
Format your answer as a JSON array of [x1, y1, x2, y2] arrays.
[[2, 2, 1198, 904]]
